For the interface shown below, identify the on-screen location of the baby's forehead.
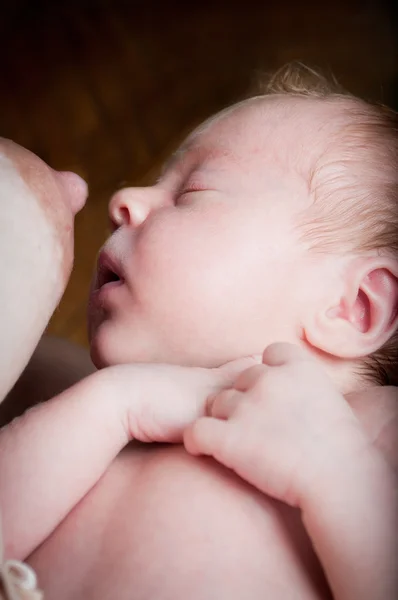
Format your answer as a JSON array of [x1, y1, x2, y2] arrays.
[[182, 95, 350, 177]]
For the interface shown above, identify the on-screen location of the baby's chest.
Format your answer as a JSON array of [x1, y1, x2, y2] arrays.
[[28, 445, 331, 600]]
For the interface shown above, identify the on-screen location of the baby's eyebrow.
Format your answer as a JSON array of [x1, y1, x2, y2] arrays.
[[160, 147, 187, 176], [160, 143, 232, 183], [161, 144, 223, 175]]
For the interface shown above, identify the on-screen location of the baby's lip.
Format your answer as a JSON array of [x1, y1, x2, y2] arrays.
[[95, 250, 125, 291]]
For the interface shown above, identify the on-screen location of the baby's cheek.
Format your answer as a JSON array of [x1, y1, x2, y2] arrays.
[[143, 215, 220, 283], [140, 239, 218, 317]]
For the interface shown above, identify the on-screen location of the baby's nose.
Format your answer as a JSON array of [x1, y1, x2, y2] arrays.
[[57, 171, 88, 214], [109, 187, 157, 229]]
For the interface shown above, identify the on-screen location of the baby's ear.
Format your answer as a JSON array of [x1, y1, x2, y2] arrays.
[[304, 257, 398, 359]]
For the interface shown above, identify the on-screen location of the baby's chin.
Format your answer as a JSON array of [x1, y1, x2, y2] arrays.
[[88, 319, 200, 370], [88, 318, 159, 369], [87, 306, 241, 369], [88, 320, 114, 369]]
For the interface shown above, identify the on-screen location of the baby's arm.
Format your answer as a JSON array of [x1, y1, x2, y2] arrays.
[[185, 343, 398, 600], [301, 425, 397, 600], [0, 358, 252, 562], [0, 367, 128, 561]]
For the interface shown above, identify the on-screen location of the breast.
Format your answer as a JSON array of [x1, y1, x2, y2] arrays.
[[28, 444, 330, 600]]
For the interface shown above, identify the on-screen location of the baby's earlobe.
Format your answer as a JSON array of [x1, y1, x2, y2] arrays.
[[304, 261, 398, 360]]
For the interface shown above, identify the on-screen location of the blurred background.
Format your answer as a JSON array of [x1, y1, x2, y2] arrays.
[[0, 0, 397, 348]]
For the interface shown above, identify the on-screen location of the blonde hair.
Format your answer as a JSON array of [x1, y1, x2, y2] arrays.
[[255, 62, 398, 385]]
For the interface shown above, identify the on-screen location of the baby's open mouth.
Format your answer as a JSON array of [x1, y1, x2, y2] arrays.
[[96, 252, 125, 290], [97, 268, 125, 291], [99, 268, 121, 287]]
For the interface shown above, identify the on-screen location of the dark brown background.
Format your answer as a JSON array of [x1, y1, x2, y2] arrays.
[[1, 0, 397, 348]]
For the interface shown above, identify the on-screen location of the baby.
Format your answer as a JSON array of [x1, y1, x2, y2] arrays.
[[0, 64, 397, 600]]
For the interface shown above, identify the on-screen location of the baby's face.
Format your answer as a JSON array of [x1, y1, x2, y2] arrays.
[[88, 97, 334, 368]]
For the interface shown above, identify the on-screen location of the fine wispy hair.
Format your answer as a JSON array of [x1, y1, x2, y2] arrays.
[[253, 62, 398, 385]]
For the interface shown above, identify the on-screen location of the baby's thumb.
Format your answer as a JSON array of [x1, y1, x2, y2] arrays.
[[184, 417, 228, 460]]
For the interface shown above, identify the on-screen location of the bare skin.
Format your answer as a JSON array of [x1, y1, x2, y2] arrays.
[[1, 341, 330, 600], [1, 88, 397, 599], [4, 338, 396, 600], [28, 444, 332, 600], [0, 137, 87, 401]]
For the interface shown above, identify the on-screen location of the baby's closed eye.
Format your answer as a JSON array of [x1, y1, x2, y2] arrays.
[[176, 189, 203, 206]]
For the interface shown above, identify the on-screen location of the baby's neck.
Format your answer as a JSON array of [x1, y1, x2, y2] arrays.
[[305, 344, 366, 396]]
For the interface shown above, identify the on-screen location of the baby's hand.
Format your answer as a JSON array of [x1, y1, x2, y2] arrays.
[[107, 357, 258, 444], [184, 342, 367, 507]]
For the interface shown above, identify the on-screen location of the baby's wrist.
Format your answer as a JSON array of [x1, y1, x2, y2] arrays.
[[298, 420, 378, 510], [92, 363, 166, 443], [81, 367, 133, 447]]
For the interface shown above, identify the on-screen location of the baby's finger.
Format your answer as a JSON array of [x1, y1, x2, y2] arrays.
[[217, 355, 260, 384], [262, 342, 309, 366], [234, 364, 266, 392], [184, 417, 229, 460], [207, 389, 243, 419]]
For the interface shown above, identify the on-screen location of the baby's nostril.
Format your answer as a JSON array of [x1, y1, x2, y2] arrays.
[[117, 206, 130, 226]]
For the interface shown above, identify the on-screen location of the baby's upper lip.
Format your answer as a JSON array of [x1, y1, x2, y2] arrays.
[[95, 250, 125, 290]]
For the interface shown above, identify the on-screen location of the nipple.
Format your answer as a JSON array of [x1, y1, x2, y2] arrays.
[[57, 170, 88, 214]]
